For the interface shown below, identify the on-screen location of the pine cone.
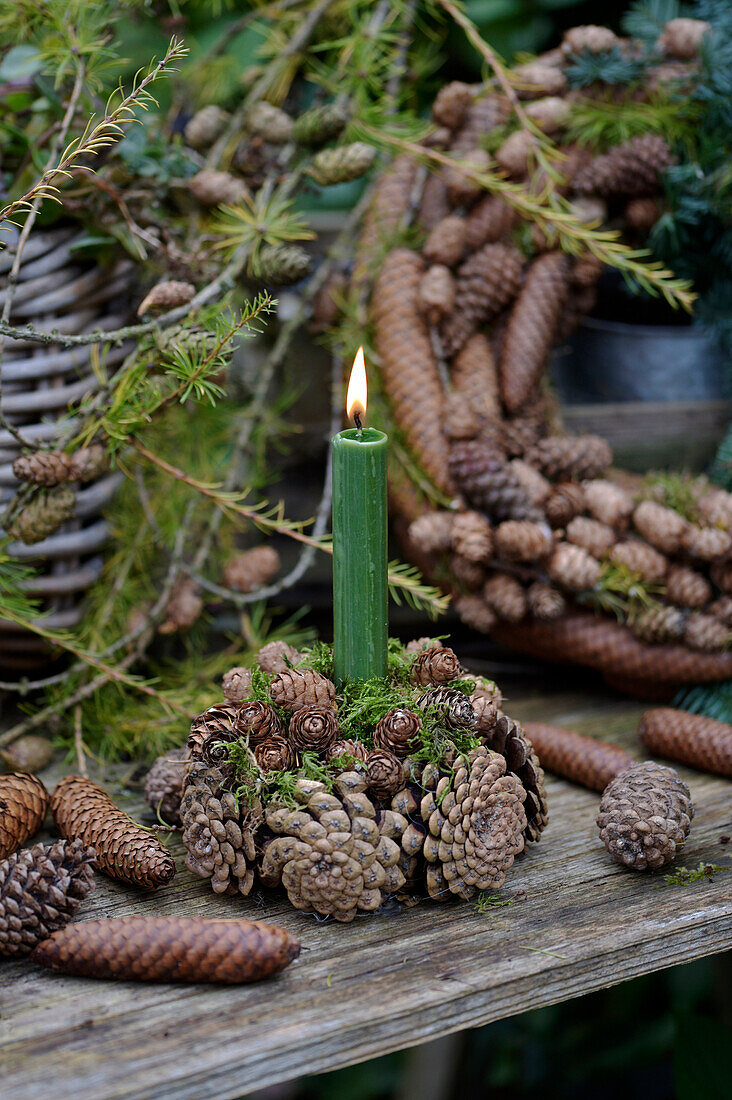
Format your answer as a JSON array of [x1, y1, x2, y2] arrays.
[[472, 695, 500, 735], [548, 543, 602, 591], [184, 105, 230, 149], [137, 280, 195, 316], [13, 451, 72, 486], [51, 776, 175, 890], [524, 721, 633, 792], [0, 839, 95, 957], [309, 143, 376, 186], [451, 510, 493, 563], [293, 102, 349, 147], [562, 24, 618, 53], [450, 94, 508, 154], [261, 772, 406, 919], [682, 525, 732, 562], [463, 195, 514, 251], [573, 135, 675, 198], [222, 666, 253, 705], [236, 700, 284, 746], [7, 486, 76, 544], [327, 739, 368, 766], [256, 639, 303, 674], [181, 761, 256, 895], [444, 391, 483, 443], [417, 174, 451, 231], [188, 702, 239, 759], [659, 18, 710, 59], [417, 265, 455, 324], [423, 215, 466, 267], [32, 915, 299, 983], [442, 149, 490, 206], [366, 749, 405, 801], [0, 735, 54, 774], [289, 706, 339, 755], [494, 520, 552, 562], [545, 482, 586, 527], [526, 435, 612, 480], [625, 197, 663, 232], [566, 515, 616, 558], [0, 773, 49, 860], [514, 62, 567, 97], [356, 155, 418, 272], [270, 668, 336, 712], [684, 612, 730, 652], [708, 596, 732, 625], [711, 562, 732, 594], [483, 573, 528, 622], [509, 459, 551, 506], [454, 594, 497, 633], [611, 541, 668, 583], [408, 511, 455, 554], [254, 736, 295, 772], [584, 479, 635, 528], [697, 487, 732, 529], [374, 709, 423, 758], [144, 750, 188, 825], [421, 748, 527, 898], [597, 762, 693, 871], [451, 552, 486, 591], [639, 707, 732, 778], [482, 714, 548, 843], [416, 687, 478, 733], [495, 130, 538, 178], [524, 96, 571, 134], [466, 675, 503, 709], [630, 604, 686, 644], [441, 244, 523, 357], [412, 645, 462, 686], [527, 581, 566, 620], [223, 546, 280, 593], [406, 637, 443, 655], [432, 81, 474, 129], [68, 443, 107, 483], [257, 243, 312, 286], [246, 101, 293, 143], [450, 441, 544, 522], [451, 332, 501, 425], [189, 169, 248, 206], [158, 575, 202, 634], [633, 500, 688, 554]]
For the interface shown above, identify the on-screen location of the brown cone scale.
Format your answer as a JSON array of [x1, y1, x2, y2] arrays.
[[523, 721, 634, 792]]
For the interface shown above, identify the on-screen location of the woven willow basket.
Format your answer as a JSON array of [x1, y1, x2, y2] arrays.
[[0, 225, 134, 670]]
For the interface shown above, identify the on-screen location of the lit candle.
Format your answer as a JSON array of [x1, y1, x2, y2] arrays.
[[332, 348, 388, 684]]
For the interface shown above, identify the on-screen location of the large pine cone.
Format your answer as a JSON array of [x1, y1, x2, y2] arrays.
[[597, 761, 693, 871], [260, 772, 406, 921], [180, 761, 257, 896], [450, 441, 544, 523], [441, 243, 523, 357], [0, 773, 49, 860], [523, 721, 633, 792], [638, 707, 732, 778]]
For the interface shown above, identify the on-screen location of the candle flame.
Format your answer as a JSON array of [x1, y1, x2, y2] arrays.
[[346, 347, 367, 423]]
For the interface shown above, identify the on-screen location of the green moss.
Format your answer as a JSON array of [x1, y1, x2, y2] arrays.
[[661, 862, 729, 886]]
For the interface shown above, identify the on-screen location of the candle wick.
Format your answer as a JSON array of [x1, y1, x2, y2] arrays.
[[354, 412, 363, 436]]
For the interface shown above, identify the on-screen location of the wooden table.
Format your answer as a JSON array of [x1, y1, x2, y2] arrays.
[[3, 685, 731, 1100]]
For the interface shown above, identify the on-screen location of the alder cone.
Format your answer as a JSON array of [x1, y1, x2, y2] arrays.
[[526, 435, 612, 481], [573, 135, 675, 198], [412, 645, 461, 686], [440, 244, 524, 357], [32, 917, 300, 984], [597, 762, 692, 871], [236, 700, 284, 746], [288, 706, 339, 755], [494, 520, 552, 562], [583, 479, 634, 528], [372, 249, 453, 494], [188, 702, 239, 759], [0, 773, 49, 860], [633, 500, 688, 553], [524, 720, 633, 792], [270, 668, 336, 712], [638, 707, 732, 778], [451, 510, 493, 563], [451, 332, 501, 425], [483, 573, 528, 622], [450, 441, 544, 523], [51, 776, 175, 890]]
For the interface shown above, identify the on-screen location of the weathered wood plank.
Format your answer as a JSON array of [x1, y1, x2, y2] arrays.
[[2, 687, 731, 1100]]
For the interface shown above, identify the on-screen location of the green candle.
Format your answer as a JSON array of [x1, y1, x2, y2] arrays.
[[332, 350, 389, 684]]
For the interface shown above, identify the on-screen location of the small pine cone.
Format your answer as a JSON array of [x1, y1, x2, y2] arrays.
[[524, 96, 571, 134], [412, 645, 462, 687], [68, 443, 107, 483], [417, 174, 451, 231], [449, 441, 544, 523], [270, 668, 336, 712], [527, 435, 612, 481], [711, 562, 732, 594], [443, 391, 482, 442], [189, 169, 248, 206], [223, 546, 280, 593], [630, 604, 686, 644], [31, 915, 300, 984], [597, 762, 692, 871], [633, 500, 688, 554], [483, 573, 528, 622], [639, 707, 732, 778], [7, 486, 76, 545], [659, 18, 710, 59], [682, 525, 732, 562], [584, 479, 635, 528], [13, 451, 71, 486], [442, 149, 491, 206], [573, 136, 675, 199], [236, 701, 284, 746], [523, 721, 633, 792], [494, 520, 552, 563], [144, 749, 188, 825], [451, 511, 492, 563], [0, 773, 49, 860], [158, 575, 202, 635], [222, 666, 252, 705], [465, 676, 503, 711], [451, 553, 487, 591], [451, 333, 501, 429], [545, 482, 586, 528], [548, 543, 602, 592], [697, 487, 732, 529], [454, 594, 497, 633], [254, 736, 295, 772], [408, 511, 455, 554], [0, 839, 95, 957], [527, 581, 566, 621], [463, 195, 514, 251], [665, 564, 711, 609], [509, 459, 551, 506], [625, 197, 663, 232], [246, 101, 294, 143], [188, 702, 239, 759], [708, 596, 732, 626], [366, 749, 406, 801], [256, 639, 303, 674], [309, 142, 376, 186], [432, 81, 474, 129], [423, 215, 466, 267], [472, 695, 500, 734], [417, 265, 456, 324], [566, 515, 616, 558], [327, 739, 368, 766], [495, 129, 538, 178], [514, 62, 567, 98], [257, 243, 312, 286], [684, 612, 731, 653], [137, 280, 195, 316], [406, 637, 443, 655], [441, 243, 524, 357], [450, 93, 508, 153], [416, 687, 478, 733], [51, 777, 175, 890], [0, 735, 54, 774], [374, 709, 423, 758], [184, 105, 230, 149], [181, 761, 257, 896], [289, 706, 339, 755], [562, 24, 618, 53], [611, 541, 668, 583], [293, 102, 349, 147]]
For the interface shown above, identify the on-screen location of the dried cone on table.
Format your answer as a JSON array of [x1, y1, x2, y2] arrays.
[[639, 707, 732, 778], [523, 721, 634, 792], [597, 762, 693, 871], [0, 773, 49, 860], [181, 761, 257, 896]]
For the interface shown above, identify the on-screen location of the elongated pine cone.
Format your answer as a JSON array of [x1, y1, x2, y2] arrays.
[[527, 435, 612, 480], [222, 666, 253, 704], [523, 721, 634, 792], [256, 639, 303, 674], [289, 706, 339, 755], [373, 709, 423, 757], [188, 702, 239, 759], [450, 441, 543, 523], [270, 668, 336, 712], [236, 700, 284, 746], [181, 761, 257, 896], [261, 773, 406, 920], [144, 749, 189, 825], [0, 839, 95, 957], [412, 644, 461, 686], [0, 773, 49, 860], [494, 520, 552, 562], [639, 707, 732, 778], [451, 511, 493, 562], [441, 243, 523, 357], [223, 546, 280, 593], [481, 714, 548, 843], [597, 762, 692, 871], [451, 333, 501, 425], [573, 135, 675, 198], [51, 776, 175, 890], [355, 155, 417, 276], [31, 916, 300, 984]]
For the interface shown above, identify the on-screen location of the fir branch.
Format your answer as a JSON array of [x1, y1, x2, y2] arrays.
[[564, 47, 648, 89]]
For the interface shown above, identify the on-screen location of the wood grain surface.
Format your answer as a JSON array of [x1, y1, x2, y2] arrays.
[[2, 686, 731, 1100]]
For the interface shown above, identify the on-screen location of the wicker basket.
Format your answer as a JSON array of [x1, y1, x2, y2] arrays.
[[0, 225, 134, 670]]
